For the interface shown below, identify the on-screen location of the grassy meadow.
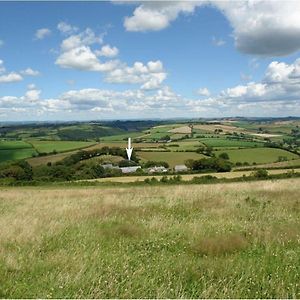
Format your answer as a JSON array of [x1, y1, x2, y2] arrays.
[[0, 141, 37, 163], [0, 179, 299, 298], [214, 147, 299, 164], [29, 140, 95, 154], [137, 151, 205, 167]]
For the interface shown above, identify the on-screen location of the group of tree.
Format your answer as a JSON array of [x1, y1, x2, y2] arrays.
[[185, 157, 232, 172]]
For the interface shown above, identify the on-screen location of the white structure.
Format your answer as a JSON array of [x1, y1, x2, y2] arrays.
[[148, 166, 168, 173], [120, 166, 141, 174], [174, 165, 188, 172]]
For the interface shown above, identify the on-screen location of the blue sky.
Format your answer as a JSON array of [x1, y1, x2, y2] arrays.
[[1, 1, 300, 121]]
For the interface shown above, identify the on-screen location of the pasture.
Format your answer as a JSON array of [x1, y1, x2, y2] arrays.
[[214, 147, 299, 164], [29, 140, 95, 154], [0, 179, 299, 298], [0, 141, 37, 163], [200, 138, 264, 148], [137, 151, 205, 167]]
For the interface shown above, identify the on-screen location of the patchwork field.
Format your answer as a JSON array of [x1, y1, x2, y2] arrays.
[[137, 151, 205, 167], [214, 148, 298, 164], [0, 141, 37, 163], [0, 179, 299, 298], [29, 140, 95, 154], [200, 138, 264, 148]]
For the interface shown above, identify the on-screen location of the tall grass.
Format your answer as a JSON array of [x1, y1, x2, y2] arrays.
[[0, 179, 299, 298]]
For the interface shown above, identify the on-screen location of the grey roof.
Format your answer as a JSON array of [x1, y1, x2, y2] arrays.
[[120, 166, 141, 173], [174, 165, 188, 171], [148, 166, 168, 173]]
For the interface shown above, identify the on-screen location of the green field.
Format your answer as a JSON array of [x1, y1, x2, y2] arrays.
[[0, 179, 299, 298], [0, 141, 37, 163], [29, 140, 95, 154], [166, 140, 205, 151], [100, 132, 144, 141], [200, 138, 264, 148], [137, 151, 205, 167], [214, 147, 299, 164], [0, 148, 37, 163], [0, 141, 32, 150]]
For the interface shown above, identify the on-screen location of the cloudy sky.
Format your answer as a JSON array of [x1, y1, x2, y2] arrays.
[[1, 1, 300, 121]]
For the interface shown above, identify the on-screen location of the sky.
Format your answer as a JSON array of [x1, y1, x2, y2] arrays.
[[1, 0, 300, 121]]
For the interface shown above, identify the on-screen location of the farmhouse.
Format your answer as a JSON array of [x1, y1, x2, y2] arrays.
[[147, 166, 168, 173], [120, 166, 141, 174], [174, 164, 188, 172]]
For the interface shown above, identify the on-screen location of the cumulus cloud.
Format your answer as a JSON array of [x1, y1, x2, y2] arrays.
[[20, 68, 40, 76], [96, 44, 119, 57], [56, 45, 118, 72], [197, 87, 210, 97], [105, 60, 167, 90], [35, 28, 51, 40], [0, 72, 23, 83], [0, 61, 40, 84], [123, 1, 300, 56], [187, 57, 300, 116], [0, 60, 5, 74], [57, 22, 78, 35], [124, 1, 199, 32], [55, 26, 167, 89]]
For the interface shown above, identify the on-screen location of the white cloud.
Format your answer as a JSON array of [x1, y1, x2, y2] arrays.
[[60, 28, 103, 51], [0, 40, 4, 48], [105, 60, 167, 90], [212, 36, 225, 47], [124, 2, 199, 32], [55, 27, 166, 89], [123, 1, 300, 56], [190, 57, 300, 115], [20, 68, 40, 76], [96, 44, 119, 58], [197, 87, 210, 97], [0, 60, 5, 74], [56, 45, 119, 72], [27, 83, 36, 90], [35, 28, 51, 40], [214, 1, 300, 56], [57, 22, 78, 35], [25, 88, 41, 102], [0, 72, 23, 83]]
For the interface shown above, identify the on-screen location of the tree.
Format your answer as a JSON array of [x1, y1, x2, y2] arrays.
[[118, 160, 139, 167], [252, 169, 268, 178], [192, 157, 232, 172], [219, 152, 229, 160], [91, 165, 105, 178], [144, 161, 169, 168]]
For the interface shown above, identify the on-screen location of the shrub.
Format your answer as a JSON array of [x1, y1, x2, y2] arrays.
[[118, 160, 139, 167], [218, 152, 229, 160], [252, 169, 269, 178], [192, 157, 232, 172], [144, 160, 169, 168]]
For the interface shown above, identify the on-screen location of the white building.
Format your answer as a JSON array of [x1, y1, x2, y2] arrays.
[[148, 166, 168, 173], [174, 165, 188, 172], [120, 166, 141, 174]]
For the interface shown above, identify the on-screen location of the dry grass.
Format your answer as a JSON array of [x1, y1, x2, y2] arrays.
[[83, 168, 300, 183], [0, 179, 299, 298]]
